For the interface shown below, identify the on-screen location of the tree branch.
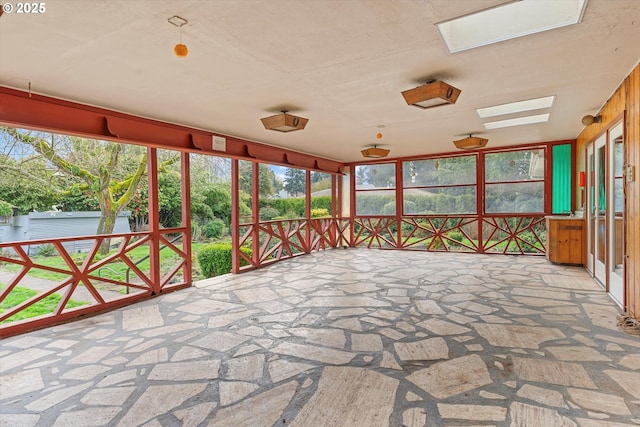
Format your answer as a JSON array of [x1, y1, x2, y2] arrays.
[[3, 127, 98, 185], [115, 152, 148, 209]]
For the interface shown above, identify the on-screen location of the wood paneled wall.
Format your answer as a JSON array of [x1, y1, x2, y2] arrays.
[[626, 64, 640, 319], [576, 63, 640, 319]]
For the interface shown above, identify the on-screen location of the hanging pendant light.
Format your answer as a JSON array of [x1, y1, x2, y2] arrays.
[[174, 42, 188, 58], [168, 15, 189, 58]]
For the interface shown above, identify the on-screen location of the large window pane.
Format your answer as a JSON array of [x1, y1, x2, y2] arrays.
[[485, 149, 544, 182], [484, 148, 545, 214], [485, 182, 544, 213], [355, 163, 396, 216], [311, 171, 332, 218], [190, 155, 231, 240], [404, 186, 476, 214], [237, 160, 255, 223], [614, 139, 623, 212], [355, 164, 395, 189], [402, 155, 477, 216], [356, 190, 396, 215], [259, 165, 305, 220], [403, 156, 476, 187], [157, 148, 184, 229]]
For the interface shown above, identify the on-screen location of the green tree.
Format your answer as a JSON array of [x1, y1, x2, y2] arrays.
[[311, 172, 331, 193], [356, 164, 395, 189], [283, 167, 306, 196], [0, 151, 59, 213], [198, 182, 232, 225], [1, 127, 176, 254], [0, 199, 13, 217], [157, 170, 183, 228], [238, 161, 278, 198]]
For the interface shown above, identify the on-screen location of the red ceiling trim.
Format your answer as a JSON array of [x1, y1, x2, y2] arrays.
[[285, 151, 317, 169], [246, 144, 287, 164], [0, 86, 344, 174], [344, 139, 576, 167]]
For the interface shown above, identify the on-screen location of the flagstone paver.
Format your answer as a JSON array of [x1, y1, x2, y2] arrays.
[[1, 249, 639, 426]]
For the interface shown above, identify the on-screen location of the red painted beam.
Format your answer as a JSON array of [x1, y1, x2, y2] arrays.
[[0, 86, 344, 174]]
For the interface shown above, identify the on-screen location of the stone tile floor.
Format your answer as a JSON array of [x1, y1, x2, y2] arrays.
[[1, 249, 639, 426]]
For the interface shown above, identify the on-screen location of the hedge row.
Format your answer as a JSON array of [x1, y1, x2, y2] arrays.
[[259, 195, 332, 220], [355, 192, 543, 215]]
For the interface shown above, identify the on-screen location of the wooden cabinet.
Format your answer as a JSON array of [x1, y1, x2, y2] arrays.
[[545, 216, 584, 265]]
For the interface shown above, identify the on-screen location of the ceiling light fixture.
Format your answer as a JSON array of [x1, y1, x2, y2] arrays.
[[436, 0, 589, 53], [453, 135, 488, 150], [581, 114, 602, 126], [484, 113, 550, 130], [401, 80, 461, 109], [361, 145, 390, 159], [477, 96, 555, 118], [168, 15, 189, 58], [261, 110, 308, 132]]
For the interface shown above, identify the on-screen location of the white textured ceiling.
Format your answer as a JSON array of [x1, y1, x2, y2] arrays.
[[1, 0, 639, 163]]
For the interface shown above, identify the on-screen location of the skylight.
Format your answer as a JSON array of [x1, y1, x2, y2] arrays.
[[484, 113, 550, 130], [436, 0, 589, 53], [477, 96, 555, 118]]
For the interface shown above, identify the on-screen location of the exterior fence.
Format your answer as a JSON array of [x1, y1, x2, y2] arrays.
[[0, 228, 190, 337]]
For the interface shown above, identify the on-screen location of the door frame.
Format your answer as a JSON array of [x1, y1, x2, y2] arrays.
[[608, 121, 625, 307], [584, 119, 626, 308]]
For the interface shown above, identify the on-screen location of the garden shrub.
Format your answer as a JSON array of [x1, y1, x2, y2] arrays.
[[0, 200, 13, 217], [403, 200, 417, 215], [518, 231, 543, 252], [283, 210, 299, 219], [428, 237, 444, 250], [36, 244, 57, 257], [446, 230, 464, 243], [310, 196, 331, 211], [310, 208, 329, 218], [261, 198, 306, 218], [203, 218, 226, 239], [197, 242, 252, 278], [381, 201, 397, 215], [355, 194, 395, 215], [260, 206, 281, 221]]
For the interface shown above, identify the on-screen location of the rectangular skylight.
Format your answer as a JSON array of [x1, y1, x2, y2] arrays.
[[484, 113, 550, 130], [436, 0, 588, 53], [477, 96, 555, 118]]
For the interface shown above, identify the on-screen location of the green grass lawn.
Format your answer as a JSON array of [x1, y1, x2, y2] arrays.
[[0, 285, 87, 324]]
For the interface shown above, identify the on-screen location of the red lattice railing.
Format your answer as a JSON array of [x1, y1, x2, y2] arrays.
[[309, 218, 348, 251], [351, 215, 546, 255], [401, 216, 479, 252], [237, 218, 348, 270], [482, 215, 546, 255], [1, 214, 545, 336], [353, 217, 399, 248], [0, 229, 190, 337]]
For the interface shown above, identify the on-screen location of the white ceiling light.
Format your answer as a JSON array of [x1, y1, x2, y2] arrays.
[[477, 96, 555, 118], [436, 0, 589, 53], [484, 113, 550, 130]]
